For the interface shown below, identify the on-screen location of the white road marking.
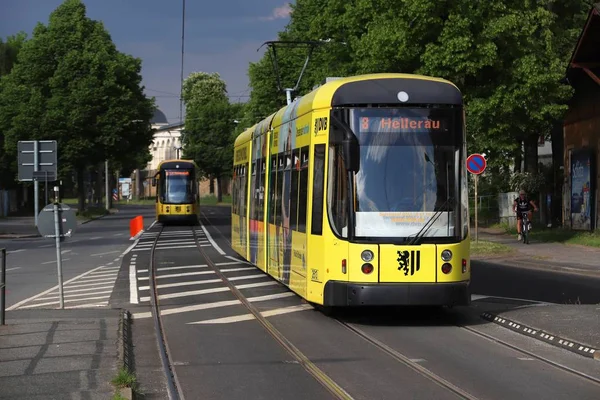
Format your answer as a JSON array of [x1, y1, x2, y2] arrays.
[[7, 264, 119, 310], [6, 267, 21, 272], [37, 289, 113, 300], [90, 236, 103, 240], [137, 264, 208, 273], [91, 250, 120, 257], [138, 270, 216, 280], [7, 249, 25, 254], [224, 255, 252, 265], [61, 250, 72, 254], [189, 304, 313, 324], [130, 261, 138, 304], [39, 244, 54, 248], [138, 274, 267, 291], [132, 244, 204, 252], [199, 223, 225, 255], [132, 292, 295, 319], [41, 258, 71, 265], [140, 281, 278, 302], [114, 233, 124, 237], [18, 295, 111, 308]]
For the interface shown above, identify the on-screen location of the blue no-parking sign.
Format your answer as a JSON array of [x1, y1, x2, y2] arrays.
[[466, 154, 486, 175]]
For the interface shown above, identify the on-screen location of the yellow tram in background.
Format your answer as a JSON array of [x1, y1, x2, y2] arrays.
[[231, 73, 471, 307], [153, 159, 200, 224]]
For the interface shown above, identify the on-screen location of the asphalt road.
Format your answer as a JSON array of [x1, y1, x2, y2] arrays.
[[124, 206, 600, 399], [1, 204, 155, 309]]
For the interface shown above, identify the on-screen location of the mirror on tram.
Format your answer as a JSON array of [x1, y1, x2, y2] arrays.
[[331, 112, 360, 172]]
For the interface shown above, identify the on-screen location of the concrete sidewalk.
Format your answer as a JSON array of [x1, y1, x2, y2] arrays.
[[472, 226, 600, 361], [0, 211, 114, 239], [0, 217, 40, 238], [474, 226, 600, 272], [0, 309, 133, 399]]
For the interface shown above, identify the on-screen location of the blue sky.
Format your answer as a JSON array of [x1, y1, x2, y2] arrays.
[[0, 0, 292, 123]]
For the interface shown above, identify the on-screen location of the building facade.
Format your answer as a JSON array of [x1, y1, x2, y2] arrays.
[[135, 109, 231, 199], [563, 3, 600, 231]]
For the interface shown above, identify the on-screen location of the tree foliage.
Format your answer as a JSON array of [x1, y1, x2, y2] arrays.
[[0, 32, 28, 188], [244, 0, 592, 194], [182, 71, 239, 201], [0, 0, 155, 210]]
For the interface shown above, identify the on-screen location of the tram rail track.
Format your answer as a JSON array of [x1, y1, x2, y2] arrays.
[[196, 214, 482, 399], [197, 210, 600, 397], [145, 213, 600, 400], [148, 225, 184, 400]]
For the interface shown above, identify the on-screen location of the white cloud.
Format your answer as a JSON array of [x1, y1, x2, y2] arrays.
[[259, 3, 292, 21]]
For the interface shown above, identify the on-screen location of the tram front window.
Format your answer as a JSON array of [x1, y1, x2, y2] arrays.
[[161, 169, 194, 204], [334, 107, 463, 240]]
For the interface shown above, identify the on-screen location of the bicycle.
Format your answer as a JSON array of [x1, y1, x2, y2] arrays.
[[520, 211, 530, 244]]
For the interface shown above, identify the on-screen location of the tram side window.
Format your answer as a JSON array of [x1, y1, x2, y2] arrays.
[[232, 167, 238, 214], [327, 144, 348, 238], [297, 146, 309, 233], [259, 158, 266, 221], [276, 155, 284, 226], [269, 155, 277, 224], [290, 149, 300, 231], [240, 164, 248, 218], [250, 161, 257, 220], [311, 145, 325, 235]]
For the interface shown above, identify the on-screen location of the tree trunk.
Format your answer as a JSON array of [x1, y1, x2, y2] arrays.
[[94, 163, 103, 207], [77, 168, 85, 212], [523, 134, 539, 174], [514, 140, 522, 173], [216, 175, 223, 203]]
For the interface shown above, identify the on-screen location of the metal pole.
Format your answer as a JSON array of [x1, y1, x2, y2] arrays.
[[180, 0, 186, 123], [45, 171, 48, 205], [105, 160, 109, 211], [474, 175, 479, 243], [285, 89, 292, 105], [34, 140, 39, 226], [1, 248, 5, 325], [53, 186, 64, 309]]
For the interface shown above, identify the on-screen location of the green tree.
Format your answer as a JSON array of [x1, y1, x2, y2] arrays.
[[0, 32, 28, 190], [182, 71, 237, 202], [246, 0, 590, 197], [0, 0, 155, 211]]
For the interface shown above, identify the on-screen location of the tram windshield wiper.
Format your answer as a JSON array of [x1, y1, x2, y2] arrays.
[[405, 197, 454, 245]]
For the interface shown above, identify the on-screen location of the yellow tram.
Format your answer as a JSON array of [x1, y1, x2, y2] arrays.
[[153, 159, 200, 224], [231, 73, 471, 307]]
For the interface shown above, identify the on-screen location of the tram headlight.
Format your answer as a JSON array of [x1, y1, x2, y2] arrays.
[[361, 250, 374, 262], [441, 249, 452, 262]]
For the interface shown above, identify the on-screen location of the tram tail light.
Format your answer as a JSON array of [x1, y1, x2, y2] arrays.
[[342, 259, 347, 274], [441, 263, 452, 274], [361, 263, 374, 274], [462, 259, 467, 273]]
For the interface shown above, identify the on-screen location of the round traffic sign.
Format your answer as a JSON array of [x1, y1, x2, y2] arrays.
[[37, 203, 77, 238], [466, 154, 487, 175]]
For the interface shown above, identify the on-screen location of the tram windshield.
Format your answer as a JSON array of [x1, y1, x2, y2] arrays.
[[327, 107, 467, 241], [160, 169, 195, 204]]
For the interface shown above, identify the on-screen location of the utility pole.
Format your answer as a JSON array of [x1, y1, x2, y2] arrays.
[[180, 0, 186, 123], [105, 160, 109, 211]]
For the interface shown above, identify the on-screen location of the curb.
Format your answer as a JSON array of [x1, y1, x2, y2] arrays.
[[480, 312, 600, 361], [116, 309, 135, 399], [0, 233, 41, 239]]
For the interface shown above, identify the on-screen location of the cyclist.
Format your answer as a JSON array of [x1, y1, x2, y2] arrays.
[[513, 190, 538, 241]]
